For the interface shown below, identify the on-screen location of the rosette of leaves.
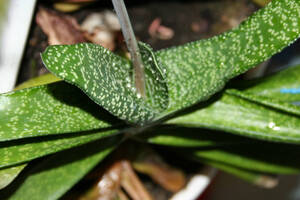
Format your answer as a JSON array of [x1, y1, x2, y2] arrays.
[[1, 0, 300, 199]]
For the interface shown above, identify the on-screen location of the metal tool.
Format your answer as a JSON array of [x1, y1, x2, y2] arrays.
[[112, 0, 146, 98]]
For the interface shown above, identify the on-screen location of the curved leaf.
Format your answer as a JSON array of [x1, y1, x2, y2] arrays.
[[0, 82, 121, 141], [157, 0, 300, 115], [41, 42, 168, 124], [2, 136, 120, 200]]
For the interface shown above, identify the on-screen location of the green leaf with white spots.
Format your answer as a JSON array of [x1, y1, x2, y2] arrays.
[[156, 0, 300, 115], [0, 82, 121, 141], [0, 129, 119, 169], [41, 42, 168, 125], [2, 136, 119, 200], [167, 64, 300, 144], [0, 164, 26, 190]]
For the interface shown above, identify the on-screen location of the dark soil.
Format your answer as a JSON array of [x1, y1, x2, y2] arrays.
[[17, 0, 256, 85]]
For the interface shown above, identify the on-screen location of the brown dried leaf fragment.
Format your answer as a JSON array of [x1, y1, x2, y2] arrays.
[[148, 18, 174, 40], [121, 160, 153, 200], [36, 7, 86, 45], [133, 148, 186, 192]]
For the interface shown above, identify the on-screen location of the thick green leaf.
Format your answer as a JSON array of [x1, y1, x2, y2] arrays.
[[0, 82, 121, 141], [169, 92, 300, 143], [192, 142, 300, 174], [2, 136, 120, 200], [157, 0, 300, 114], [0, 164, 26, 190], [42, 42, 168, 124], [238, 65, 300, 103], [0, 129, 118, 169], [167, 65, 300, 143]]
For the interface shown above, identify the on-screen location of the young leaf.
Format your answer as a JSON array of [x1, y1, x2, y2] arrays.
[[0, 82, 121, 141], [0, 129, 119, 169], [0, 164, 26, 190], [2, 136, 120, 200], [41, 42, 168, 124], [157, 0, 300, 115]]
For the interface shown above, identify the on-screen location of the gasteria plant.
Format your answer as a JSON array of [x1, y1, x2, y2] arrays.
[[1, 0, 300, 199]]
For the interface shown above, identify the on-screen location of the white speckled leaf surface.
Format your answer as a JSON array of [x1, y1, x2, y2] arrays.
[[42, 42, 168, 125], [167, 65, 300, 143], [0, 82, 121, 141], [157, 0, 300, 116]]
